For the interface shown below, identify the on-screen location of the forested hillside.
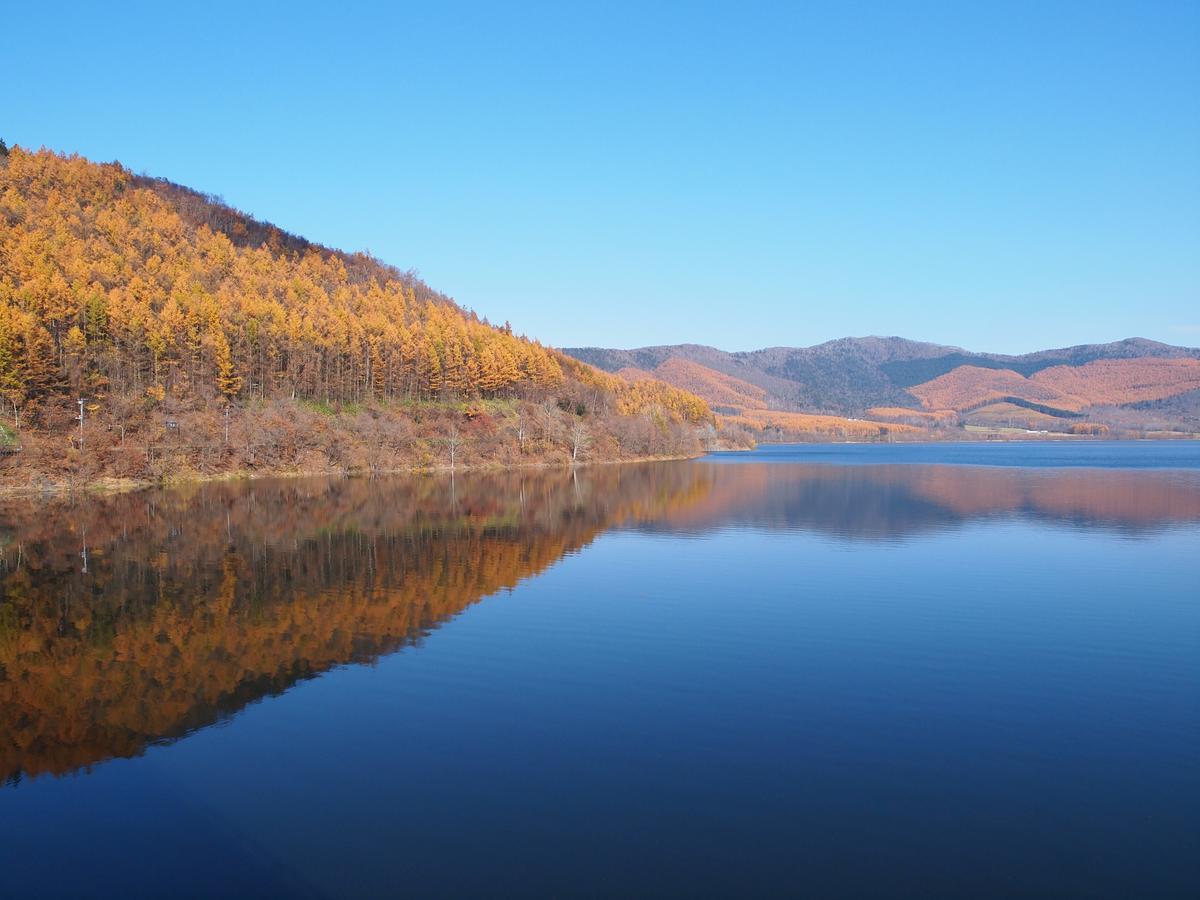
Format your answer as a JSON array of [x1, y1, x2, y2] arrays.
[[908, 358, 1200, 414], [0, 145, 720, 489], [567, 336, 1200, 438]]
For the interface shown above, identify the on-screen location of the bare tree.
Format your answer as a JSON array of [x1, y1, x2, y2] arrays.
[[445, 425, 463, 471], [515, 410, 527, 454], [569, 418, 591, 464], [538, 400, 561, 448]]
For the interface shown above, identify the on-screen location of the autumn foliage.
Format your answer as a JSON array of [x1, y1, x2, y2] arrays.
[[909, 366, 1083, 413], [721, 409, 923, 439], [568, 338, 1200, 438], [0, 148, 573, 410], [638, 358, 768, 410], [909, 359, 1200, 415], [608, 357, 927, 441], [0, 146, 713, 483], [866, 407, 958, 426], [1034, 358, 1200, 407]]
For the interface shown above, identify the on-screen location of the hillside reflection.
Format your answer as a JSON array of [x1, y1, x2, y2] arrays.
[[663, 462, 1200, 539], [3, 459, 1199, 783], [0, 466, 712, 784]]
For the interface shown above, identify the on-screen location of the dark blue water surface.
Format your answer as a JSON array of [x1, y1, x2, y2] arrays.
[[1, 444, 1197, 898]]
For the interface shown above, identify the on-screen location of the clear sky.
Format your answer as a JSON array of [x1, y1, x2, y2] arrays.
[[6, 1, 1198, 353]]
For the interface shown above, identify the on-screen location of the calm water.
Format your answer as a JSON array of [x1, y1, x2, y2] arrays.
[[1, 443, 1198, 898]]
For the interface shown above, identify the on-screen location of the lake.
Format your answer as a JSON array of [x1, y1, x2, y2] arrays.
[[2, 442, 1198, 898]]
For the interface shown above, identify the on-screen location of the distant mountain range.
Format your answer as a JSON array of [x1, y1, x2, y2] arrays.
[[564, 337, 1200, 436]]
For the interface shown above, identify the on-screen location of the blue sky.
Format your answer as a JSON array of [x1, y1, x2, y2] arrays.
[[6, 1, 1198, 353]]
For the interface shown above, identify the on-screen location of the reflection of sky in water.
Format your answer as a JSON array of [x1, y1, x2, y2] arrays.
[[706, 439, 1200, 470]]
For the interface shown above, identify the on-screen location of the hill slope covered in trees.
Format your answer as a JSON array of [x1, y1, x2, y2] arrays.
[[566, 337, 1200, 438], [0, 145, 719, 490]]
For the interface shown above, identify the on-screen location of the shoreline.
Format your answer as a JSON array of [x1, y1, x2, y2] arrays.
[[0, 452, 710, 500], [4, 434, 1198, 500]]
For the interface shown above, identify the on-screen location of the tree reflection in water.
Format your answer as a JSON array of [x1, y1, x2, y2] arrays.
[[3, 458, 1198, 783]]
